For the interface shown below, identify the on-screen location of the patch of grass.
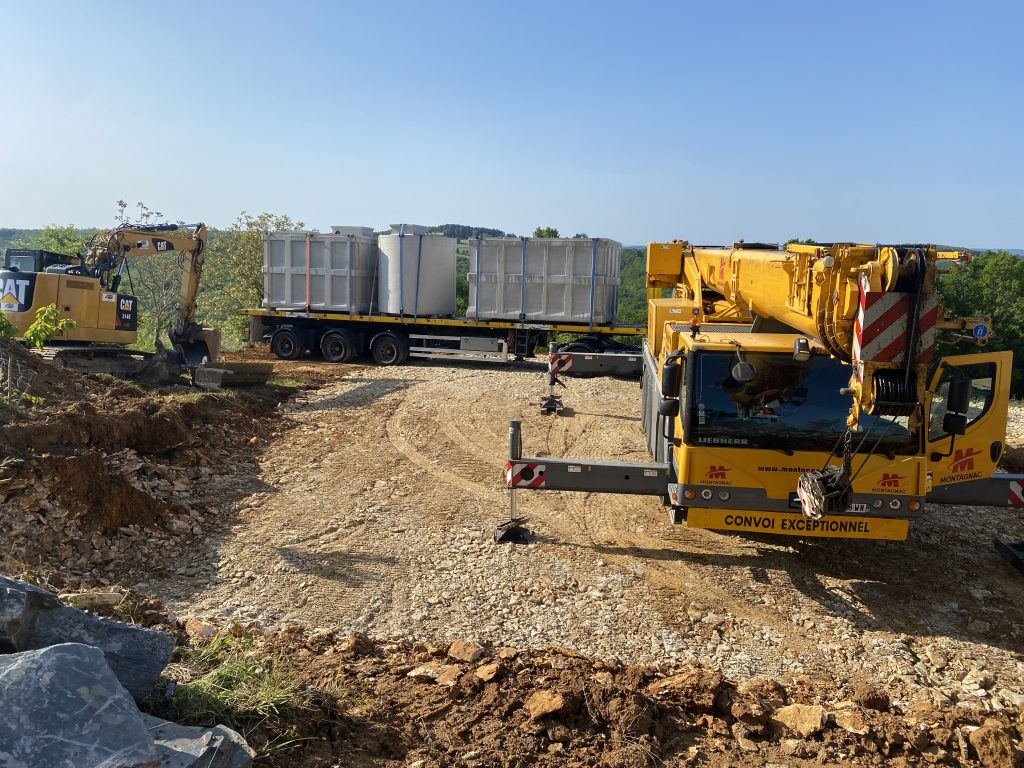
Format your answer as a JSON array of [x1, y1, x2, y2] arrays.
[[264, 375, 315, 389], [164, 635, 302, 732]]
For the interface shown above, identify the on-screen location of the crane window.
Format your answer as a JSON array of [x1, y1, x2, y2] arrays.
[[689, 351, 918, 454]]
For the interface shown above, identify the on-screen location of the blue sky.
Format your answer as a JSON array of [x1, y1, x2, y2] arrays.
[[1, 1, 1020, 246]]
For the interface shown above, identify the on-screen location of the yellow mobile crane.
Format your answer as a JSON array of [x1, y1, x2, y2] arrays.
[[0, 222, 234, 381], [506, 239, 1017, 542]]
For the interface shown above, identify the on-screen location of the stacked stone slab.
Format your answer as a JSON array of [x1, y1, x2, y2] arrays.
[[0, 577, 254, 768]]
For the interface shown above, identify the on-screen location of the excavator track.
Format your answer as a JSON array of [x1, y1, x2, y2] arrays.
[[35, 345, 153, 378]]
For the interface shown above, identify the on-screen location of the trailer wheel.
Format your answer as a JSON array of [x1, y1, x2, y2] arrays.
[[270, 327, 303, 360], [559, 341, 597, 353], [320, 330, 355, 363], [370, 333, 410, 366]]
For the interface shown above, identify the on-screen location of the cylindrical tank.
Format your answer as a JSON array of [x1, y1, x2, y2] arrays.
[[376, 225, 456, 316]]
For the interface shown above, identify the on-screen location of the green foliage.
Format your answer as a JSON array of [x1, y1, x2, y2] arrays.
[[0, 313, 16, 340], [23, 304, 75, 349], [4, 225, 97, 255], [200, 212, 303, 346], [785, 237, 816, 245], [167, 635, 300, 731], [533, 226, 560, 238], [431, 224, 504, 239], [33, 224, 96, 255], [936, 250, 1024, 395], [455, 253, 469, 316], [615, 248, 648, 325]]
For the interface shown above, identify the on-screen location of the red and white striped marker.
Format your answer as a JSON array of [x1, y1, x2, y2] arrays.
[[852, 274, 938, 380], [1009, 480, 1024, 507], [506, 462, 546, 488], [548, 353, 573, 374]]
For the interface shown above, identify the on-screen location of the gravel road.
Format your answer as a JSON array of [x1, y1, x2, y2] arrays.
[[151, 358, 1024, 713]]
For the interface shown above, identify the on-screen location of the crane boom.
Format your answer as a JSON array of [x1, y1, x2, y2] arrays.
[[648, 240, 989, 423]]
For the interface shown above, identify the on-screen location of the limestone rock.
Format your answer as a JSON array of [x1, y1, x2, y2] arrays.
[[184, 617, 217, 639], [772, 703, 828, 738], [407, 663, 460, 683], [0, 575, 175, 702], [647, 667, 724, 711], [0, 575, 61, 651], [968, 719, 1020, 768], [143, 714, 255, 768], [832, 705, 871, 736], [448, 638, 486, 663], [475, 661, 502, 682], [0, 643, 155, 768], [525, 690, 568, 720], [28, 604, 175, 702]]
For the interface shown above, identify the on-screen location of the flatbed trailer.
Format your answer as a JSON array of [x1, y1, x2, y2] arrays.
[[245, 307, 644, 365]]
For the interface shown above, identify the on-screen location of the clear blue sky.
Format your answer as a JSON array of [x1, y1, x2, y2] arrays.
[[1, 1, 1021, 246]]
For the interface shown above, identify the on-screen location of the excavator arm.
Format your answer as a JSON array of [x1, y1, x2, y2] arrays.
[[85, 222, 220, 366]]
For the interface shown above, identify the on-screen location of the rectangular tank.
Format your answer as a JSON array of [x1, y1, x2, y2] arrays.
[[466, 237, 621, 323], [263, 229, 378, 312], [376, 225, 456, 316]]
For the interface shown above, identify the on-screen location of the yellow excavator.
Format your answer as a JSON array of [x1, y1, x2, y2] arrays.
[[0, 222, 267, 385]]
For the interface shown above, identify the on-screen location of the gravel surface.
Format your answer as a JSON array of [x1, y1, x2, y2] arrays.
[[145, 359, 1024, 715]]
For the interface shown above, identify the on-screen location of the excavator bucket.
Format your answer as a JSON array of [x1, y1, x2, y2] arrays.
[[193, 362, 274, 389], [179, 328, 222, 368]]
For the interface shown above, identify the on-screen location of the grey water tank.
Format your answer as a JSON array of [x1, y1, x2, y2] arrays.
[[467, 237, 621, 323], [377, 226, 456, 316], [263, 229, 378, 312]]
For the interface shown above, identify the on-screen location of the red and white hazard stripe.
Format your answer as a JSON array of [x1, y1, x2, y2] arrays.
[[853, 274, 938, 371], [506, 462, 546, 488], [548, 353, 573, 374], [1009, 480, 1024, 507]]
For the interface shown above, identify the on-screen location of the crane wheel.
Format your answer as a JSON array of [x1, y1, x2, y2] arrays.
[[320, 331, 355, 364], [270, 328, 304, 361], [370, 333, 410, 366]]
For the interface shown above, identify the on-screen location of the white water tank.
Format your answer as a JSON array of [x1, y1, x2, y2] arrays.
[[263, 229, 378, 312], [466, 237, 621, 323], [376, 226, 456, 316]]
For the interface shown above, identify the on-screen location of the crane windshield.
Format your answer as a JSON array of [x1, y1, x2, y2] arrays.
[[688, 351, 919, 454]]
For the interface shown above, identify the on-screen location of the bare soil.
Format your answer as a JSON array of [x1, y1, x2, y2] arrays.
[[3, 343, 1024, 766]]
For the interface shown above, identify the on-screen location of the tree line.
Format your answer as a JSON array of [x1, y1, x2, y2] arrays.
[[4, 217, 1022, 394]]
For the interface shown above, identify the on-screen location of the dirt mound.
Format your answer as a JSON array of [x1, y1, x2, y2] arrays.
[[176, 626, 1024, 768], [0, 340, 294, 589]]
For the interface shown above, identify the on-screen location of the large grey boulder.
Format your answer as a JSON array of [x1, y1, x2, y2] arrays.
[[0, 576, 175, 701], [0, 643, 156, 768], [0, 576, 61, 652], [142, 715, 254, 768]]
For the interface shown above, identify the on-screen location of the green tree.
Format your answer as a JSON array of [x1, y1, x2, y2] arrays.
[[200, 211, 303, 345], [12, 224, 96, 255], [935, 250, 1024, 395], [533, 226, 560, 238]]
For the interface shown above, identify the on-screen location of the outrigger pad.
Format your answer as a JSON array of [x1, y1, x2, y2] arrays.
[[540, 395, 564, 415], [493, 517, 532, 544], [995, 536, 1024, 576]]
